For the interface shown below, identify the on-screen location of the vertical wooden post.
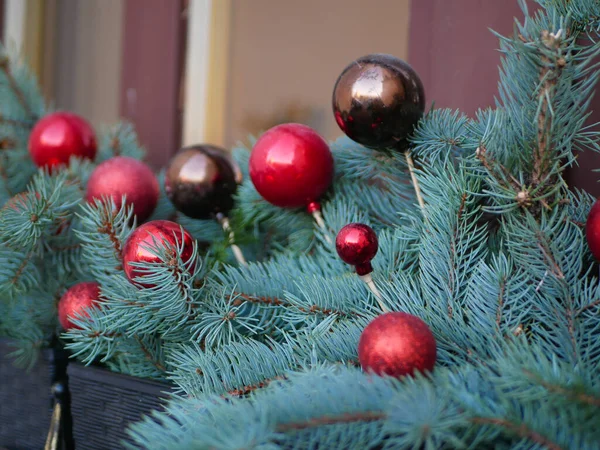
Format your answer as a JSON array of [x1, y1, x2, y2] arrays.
[[0, 0, 5, 43], [408, 1, 600, 196], [408, 0, 525, 117], [120, 0, 186, 169]]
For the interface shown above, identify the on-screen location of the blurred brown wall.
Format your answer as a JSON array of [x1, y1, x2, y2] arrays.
[[26, 0, 600, 192], [408, 0, 525, 116]]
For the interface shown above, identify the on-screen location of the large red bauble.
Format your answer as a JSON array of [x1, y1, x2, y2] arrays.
[[336, 223, 378, 276], [249, 123, 334, 210], [122, 220, 196, 288], [58, 281, 101, 330], [358, 312, 437, 378], [28, 112, 97, 168], [586, 199, 600, 260], [86, 156, 159, 223]]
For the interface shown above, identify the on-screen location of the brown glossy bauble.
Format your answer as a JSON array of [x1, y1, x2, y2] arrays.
[[86, 156, 159, 223], [249, 123, 334, 210], [333, 54, 425, 150], [586, 199, 600, 259], [122, 220, 196, 288], [58, 282, 101, 330], [29, 112, 97, 169], [165, 145, 239, 219], [358, 312, 437, 378], [336, 223, 378, 276]]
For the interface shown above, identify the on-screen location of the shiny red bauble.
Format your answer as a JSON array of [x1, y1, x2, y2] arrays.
[[58, 281, 101, 330], [249, 123, 334, 210], [86, 156, 159, 223], [336, 223, 378, 275], [28, 112, 97, 169], [586, 199, 600, 260], [122, 220, 196, 288], [358, 312, 437, 378]]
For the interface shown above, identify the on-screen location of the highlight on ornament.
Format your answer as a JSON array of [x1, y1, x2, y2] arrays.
[[122, 220, 197, 288], [86, 156, 159, 223], [332, 53, 427, 211], [249, 123, 334, 242], [164, 144, 247, 266], [336, 223, 387, 312]]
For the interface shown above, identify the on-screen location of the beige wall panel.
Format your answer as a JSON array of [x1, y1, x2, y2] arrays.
[[53, 0, 123, 126], [226, 0, 411, 146]]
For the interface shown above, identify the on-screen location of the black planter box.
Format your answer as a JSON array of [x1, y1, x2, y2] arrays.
[[0, 339, 69, 450], [67, 364, 171, 449]]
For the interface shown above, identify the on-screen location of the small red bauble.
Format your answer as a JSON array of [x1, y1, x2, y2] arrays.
[[58, 281, 101, 330], [358, 312, 437, 378], [586, 199, 600, 259], [28, 112, 97, 168], [122, 220, 196, 288], [249, 123, 334, 211], [86, 156, 159, 223], [336, 223, 378, 276]]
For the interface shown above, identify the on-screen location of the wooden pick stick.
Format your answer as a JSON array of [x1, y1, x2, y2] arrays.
[[405, 151, 425, 211], [358, 273, 389, 313], [217, 214, 248, 266]]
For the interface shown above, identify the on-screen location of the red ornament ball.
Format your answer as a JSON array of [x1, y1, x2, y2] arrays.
[[586, 199, 600, 260], [358, 312, 437, 378], [86, 156, 159, 223], [122, 220, 196, 288], [58, 282, 101, 330], [29, 112, 97, 169], [249, 123, 334, 210], [336, 223, 378, 276]]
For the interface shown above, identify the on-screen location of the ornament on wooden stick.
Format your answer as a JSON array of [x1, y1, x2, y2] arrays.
[[332, 54, 426, 211], [165, 145, 247, 266], [249, 123, 334, 243], [336, 223, 387, 312]]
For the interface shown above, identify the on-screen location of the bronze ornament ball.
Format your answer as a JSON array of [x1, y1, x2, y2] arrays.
[[332, 53, 425, 150], [164, 145, 239, 220]]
